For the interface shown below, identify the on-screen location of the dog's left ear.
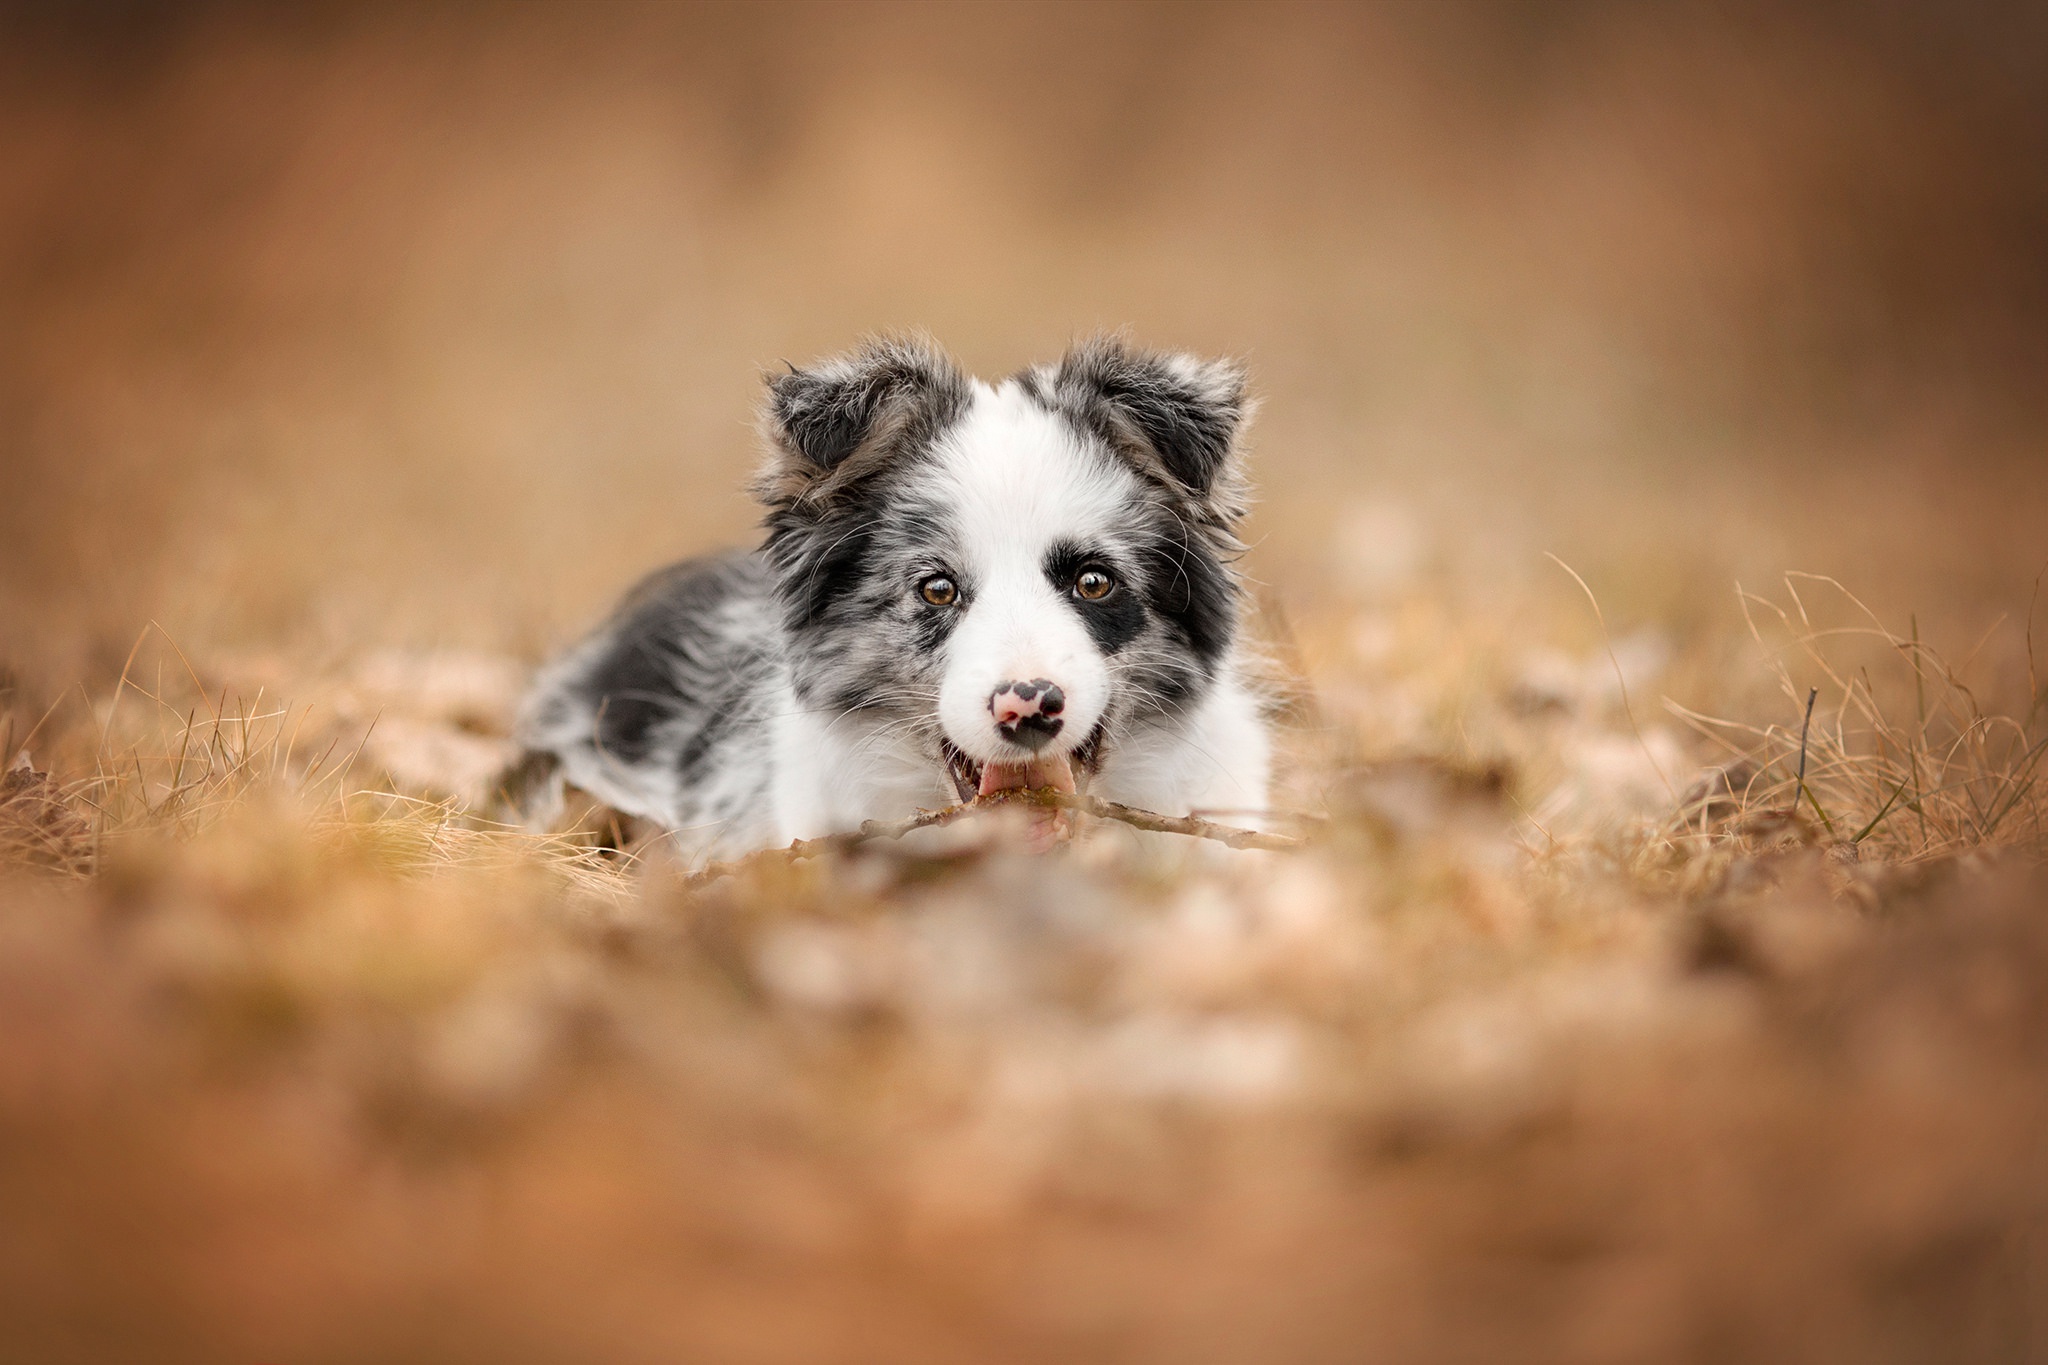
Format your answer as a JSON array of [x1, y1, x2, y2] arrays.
[[1032, 337, 1252, 520]]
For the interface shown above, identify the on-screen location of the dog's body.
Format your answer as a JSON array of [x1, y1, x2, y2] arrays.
[[515, 336, 1271, 861]]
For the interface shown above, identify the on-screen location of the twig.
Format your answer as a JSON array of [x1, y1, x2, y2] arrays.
[[1795, 686, 1815, 794], [1908, 614, 1928, 846], [1792, 685, 1836, 837], [679, 789, 1303, 890], [1061, 792, 1305, 850]]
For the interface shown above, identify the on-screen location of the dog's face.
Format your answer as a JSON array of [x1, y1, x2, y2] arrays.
[[756, 336, 1251, 799]]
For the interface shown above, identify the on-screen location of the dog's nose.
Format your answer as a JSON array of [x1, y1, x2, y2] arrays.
[[989, 678, 1065, 751]]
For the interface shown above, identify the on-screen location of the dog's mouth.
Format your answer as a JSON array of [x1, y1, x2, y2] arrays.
[[942, 726, 1105, 804]]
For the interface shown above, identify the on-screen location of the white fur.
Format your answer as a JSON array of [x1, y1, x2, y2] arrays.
[[931, 381, 1135, 767], [764, 379, 1269, 842], [517, 339, 1273, 862]]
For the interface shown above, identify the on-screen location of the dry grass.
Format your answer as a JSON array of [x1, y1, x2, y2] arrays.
[[3, 561, 2045, 1363], [5, 3, 2048, 1360], [1712, 575, 2048, 858]]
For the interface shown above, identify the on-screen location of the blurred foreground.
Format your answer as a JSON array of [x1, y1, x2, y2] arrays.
[[3, 3, 2048, 1361]]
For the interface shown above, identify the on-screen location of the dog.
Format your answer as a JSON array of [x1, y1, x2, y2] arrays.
[[513, 335, 1272, 861]]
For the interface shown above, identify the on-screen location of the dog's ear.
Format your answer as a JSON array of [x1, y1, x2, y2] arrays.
[[1034, 336, 1252, 518], [756, 335, 969, 508]]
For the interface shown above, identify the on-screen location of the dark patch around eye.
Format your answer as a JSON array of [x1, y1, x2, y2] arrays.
[[764, 453, 957, 638], [1045, 541, 1146, 654], [909, 592, 966, 655]]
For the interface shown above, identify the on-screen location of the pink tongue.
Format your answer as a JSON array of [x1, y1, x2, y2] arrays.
[[977, 754, 1077, 798]]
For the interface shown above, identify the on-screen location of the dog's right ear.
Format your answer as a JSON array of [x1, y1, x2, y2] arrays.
[[755, 336, 969, 509]]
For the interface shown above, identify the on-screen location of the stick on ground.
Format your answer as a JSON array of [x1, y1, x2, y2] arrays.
[[679, 788, 1303, 889]]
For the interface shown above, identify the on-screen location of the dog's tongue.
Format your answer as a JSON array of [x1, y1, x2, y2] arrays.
[[977, 753, 1077, 798]]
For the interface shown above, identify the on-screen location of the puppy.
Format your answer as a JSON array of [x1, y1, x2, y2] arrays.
[[514, 335, 1271, 860]]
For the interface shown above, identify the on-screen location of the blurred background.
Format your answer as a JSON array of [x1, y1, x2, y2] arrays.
[[7, 7, 2048, 1363], [4, 0, 2045, 696]]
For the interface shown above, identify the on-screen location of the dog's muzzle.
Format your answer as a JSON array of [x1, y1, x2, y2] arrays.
[[942, 719, 1104, 804]]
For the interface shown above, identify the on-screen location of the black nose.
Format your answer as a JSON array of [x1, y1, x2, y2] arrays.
[[990, 679, 1066, 751]]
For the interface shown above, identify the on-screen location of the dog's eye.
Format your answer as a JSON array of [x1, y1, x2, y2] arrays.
[[918, 575, 959, 607], [1074, 569, 1114, 601]]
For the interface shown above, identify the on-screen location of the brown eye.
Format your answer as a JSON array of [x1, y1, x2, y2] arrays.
[[919, 575, 958, 607], [1074, 569, 1114, 601]]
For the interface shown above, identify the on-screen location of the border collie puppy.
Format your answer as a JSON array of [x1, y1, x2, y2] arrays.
[[514, 335, 1271, 861]]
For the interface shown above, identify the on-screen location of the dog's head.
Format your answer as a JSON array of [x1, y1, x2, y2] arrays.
[[756, 334, 1252, 800]]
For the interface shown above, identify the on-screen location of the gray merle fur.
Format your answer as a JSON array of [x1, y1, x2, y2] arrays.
[[513, 334, 1262, 860]]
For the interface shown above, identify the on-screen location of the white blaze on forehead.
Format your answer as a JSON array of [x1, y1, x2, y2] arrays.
[[928, 380, 1134, 763], [929, 381, 1139, 567]]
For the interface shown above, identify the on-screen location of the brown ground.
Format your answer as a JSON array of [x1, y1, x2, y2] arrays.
[[2, 4, 2046, 1361]]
